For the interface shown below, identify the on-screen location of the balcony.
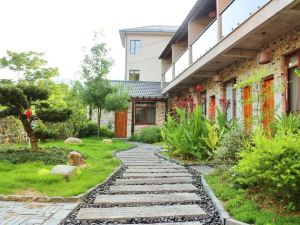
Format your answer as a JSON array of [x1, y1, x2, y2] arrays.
[[162, 0, 275, 90], [221, 0, 270, 37], [192, 19, 218, 63], [162, 66, 173, 88], [174, 49, 189, 77]]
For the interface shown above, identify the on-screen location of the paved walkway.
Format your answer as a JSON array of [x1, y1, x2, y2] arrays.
[[0, 201, 77, 225], [75, 143, 213, 224]]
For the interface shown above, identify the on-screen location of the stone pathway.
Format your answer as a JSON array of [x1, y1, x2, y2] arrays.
[[0, 201, 77, 225], [70, 143, 221, 225]]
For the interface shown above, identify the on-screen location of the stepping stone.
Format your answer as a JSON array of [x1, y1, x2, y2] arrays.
[[115, 177, 193, 185], [123, 172, 191, 178], [77, 204, 206, 221], [94, 193, 200, 205], [121, 160, 166, 163], [109, 184, 197, 193], [126, 168, 187, 173], [124, 163, 182, 167]]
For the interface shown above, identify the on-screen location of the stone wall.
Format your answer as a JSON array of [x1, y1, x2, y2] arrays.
[[0, 117, 26, 144]]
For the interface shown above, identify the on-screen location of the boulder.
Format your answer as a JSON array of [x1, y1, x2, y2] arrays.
[[103, 139, 112, 144], [50, 165, 77, 178], [64, 137, 82, 144], [68, 151, 86, 167]]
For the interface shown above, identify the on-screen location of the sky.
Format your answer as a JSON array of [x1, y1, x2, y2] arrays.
[[0, 0, 197, 83]]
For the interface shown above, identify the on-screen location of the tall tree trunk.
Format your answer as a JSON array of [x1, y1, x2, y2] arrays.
[[20, 117, 38, 150], [89, 105, 92, 120], [97, 107, 102, 138]]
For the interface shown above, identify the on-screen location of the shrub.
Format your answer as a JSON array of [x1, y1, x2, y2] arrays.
[[0, 147, 71, 164], [234, 129, 300, 210], [129, 127, 162, 144], [99, 126, 114, 138], [78, 123, 114, 138], [271, 113, 300, 136], [162, 106, 211, 160], [216, 126, 251, 164]]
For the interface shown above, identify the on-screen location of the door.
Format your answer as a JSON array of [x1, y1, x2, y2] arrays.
[[115, 111, 127, 138], [262, 77, 274, 130], [208, 95, 216, 120], [243, 86, 252, 130]]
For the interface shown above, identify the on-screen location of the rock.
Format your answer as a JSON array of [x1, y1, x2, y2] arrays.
[[103, 139, 112, 144], [68, 151, 86, 167], [64, 137, 82, 144], [3, 137, 10, 144], [51, 165, 77, 178]]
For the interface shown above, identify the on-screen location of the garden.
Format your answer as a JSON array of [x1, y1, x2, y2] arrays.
[[0, 38, 132, 197], [159, 70, 300, 225]]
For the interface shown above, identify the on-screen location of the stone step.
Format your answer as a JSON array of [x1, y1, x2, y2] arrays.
[[124, 163, 182, 167], [126, 168, 188, 173], [123, 172, 191, 178], [121, 160, 166, 163], [77, 204, 206, 221], [115, 177, 193, 185], [109, 184, 197, 194], [94, 193, 201, 205], [126, 166, 184, 170]]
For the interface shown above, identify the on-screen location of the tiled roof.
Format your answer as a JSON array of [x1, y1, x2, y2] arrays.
[[110, 80, 165, 99], [119, 25, 178, 33]]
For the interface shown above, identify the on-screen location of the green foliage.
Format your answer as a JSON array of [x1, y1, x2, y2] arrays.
[[271, 113, 300, 135], [129, 127, 162, 144], [36, 108, 72, 122], [202, 122, 223, 159], [105, 90, 130, 112], [19, 83, 49, 101], [216, 126, 251, 164], [34, 121, 58, 141], [162, 106, 211, 160], [234, 128, 300, 209], [295, 69, 300, 78], [0, 147, 70, 165], [78, 123, 114, 138], [81, 42, 113, 80], [0, 50, 58, 82], [206, 170, 300, 225]]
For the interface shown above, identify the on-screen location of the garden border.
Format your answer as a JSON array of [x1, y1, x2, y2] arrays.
[[0, 145, 137, 203], [157, 152, 249, 225]]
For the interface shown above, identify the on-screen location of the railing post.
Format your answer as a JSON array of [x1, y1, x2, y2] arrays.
[[189, 45, 193, 65], [172, 63, 175, 80]]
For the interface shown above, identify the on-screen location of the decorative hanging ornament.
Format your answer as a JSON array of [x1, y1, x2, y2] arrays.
[[24, 109, 32, 119], [195, 84, 204, 92]]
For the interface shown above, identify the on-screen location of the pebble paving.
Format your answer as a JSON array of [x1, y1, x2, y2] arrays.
[[68, 143, 222, 225]]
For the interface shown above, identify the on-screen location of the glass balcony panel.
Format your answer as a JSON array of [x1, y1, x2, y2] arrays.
[[174, 49, 189, 77], [222, 0, 270, 37], [192, 19, 217, 62], [165, 67, 173, 82]]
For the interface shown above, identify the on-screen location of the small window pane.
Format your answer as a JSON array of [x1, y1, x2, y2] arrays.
[[130, 40, 141, 54], [135, 102, 156, 125], [129, 70, 140, 81], [288, 68, 300, 112]]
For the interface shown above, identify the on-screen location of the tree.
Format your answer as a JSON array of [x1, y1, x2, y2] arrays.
[[0, 50, 59, 82], [0, 50, 71, 150], [0, 84, 71, 150], [83, 77, 114, 137], [105, 85, 130, 112]]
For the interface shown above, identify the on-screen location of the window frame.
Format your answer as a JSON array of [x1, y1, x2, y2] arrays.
[[285, 50, 300, 113], [134, 101, 156, 125], [130, 40, 141, 54], [129, 69, 140, 81]]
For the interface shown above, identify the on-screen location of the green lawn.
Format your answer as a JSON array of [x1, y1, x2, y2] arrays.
[[206, 171, 300, 225], [0, 138, 134, 197]]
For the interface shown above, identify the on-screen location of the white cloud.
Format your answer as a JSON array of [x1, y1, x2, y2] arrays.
[[0, 0, 197, 82]]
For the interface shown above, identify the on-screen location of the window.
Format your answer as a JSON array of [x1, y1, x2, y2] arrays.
[[224, 79, 236, 121], [129, 70, 140, 81], [130, 40, 141, 54], [286, 51, 300, 113], [135, 102, 156, 125]]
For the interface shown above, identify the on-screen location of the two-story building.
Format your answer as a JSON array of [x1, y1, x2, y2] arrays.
[[160, 0, 300, 129], [105, 25, 177, 138]]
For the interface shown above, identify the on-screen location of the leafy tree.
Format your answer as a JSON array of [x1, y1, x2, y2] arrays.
[[0, 83, 71, 150], [105, 85, 130, 112], [81, 43, 113, 80], [83, 77, 114, 137], [0, 50, 58, 82], [0, 50, 71, 150]]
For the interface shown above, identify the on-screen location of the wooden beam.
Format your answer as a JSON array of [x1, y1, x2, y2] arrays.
[[224, 48, 258, 58]]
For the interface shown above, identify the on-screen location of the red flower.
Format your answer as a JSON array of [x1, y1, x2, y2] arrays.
[[24, 109, 32, 119], [195, 84, 204, 92]]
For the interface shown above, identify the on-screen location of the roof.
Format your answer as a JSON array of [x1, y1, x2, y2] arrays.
[[110, 80, 165, 99], [159, 0, 216, 59], [119, 25, 178, 47]]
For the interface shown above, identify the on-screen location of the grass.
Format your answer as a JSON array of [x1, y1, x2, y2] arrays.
[[0, 137, 134, 197], [205, 170, 300, 225]]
